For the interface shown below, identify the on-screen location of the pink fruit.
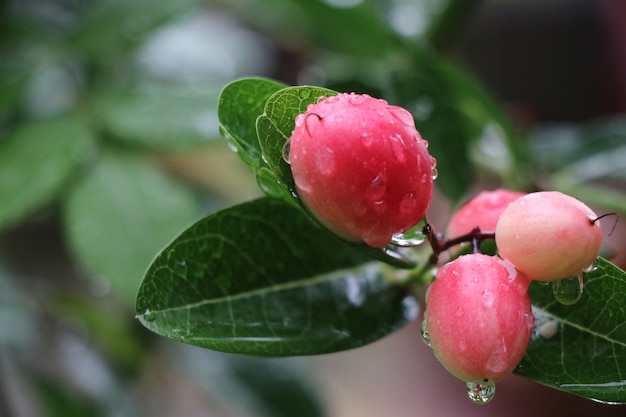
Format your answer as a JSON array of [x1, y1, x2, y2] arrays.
[[425, 254, 534, 383], [495, 191, 603, 281], [447, 189, 526, 238], [288, 93, 435, 248]]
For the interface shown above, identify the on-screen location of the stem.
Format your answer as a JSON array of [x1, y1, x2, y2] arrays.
[[424, 0, 484, 53]]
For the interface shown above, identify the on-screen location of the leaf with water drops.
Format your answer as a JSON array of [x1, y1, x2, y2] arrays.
[[136, 197, 419, 356], [256, 85, 338, 196], [218, 77, 287, 169], [515, 257, 626, 403]]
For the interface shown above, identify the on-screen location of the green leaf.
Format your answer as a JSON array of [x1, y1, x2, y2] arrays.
[[256, 85, 338, 197], [136, 197, 418, 356], [516, 258, 626, 404], [387, 51, 518, 200], [70, 0, 198, 61], [64, 153, 198, 302], [0, 117, 95, 231], [218, 77, 287, 169], [95, 81, 219, 149]]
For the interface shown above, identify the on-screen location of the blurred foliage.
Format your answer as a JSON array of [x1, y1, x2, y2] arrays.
[[1, 0, 626, 415]]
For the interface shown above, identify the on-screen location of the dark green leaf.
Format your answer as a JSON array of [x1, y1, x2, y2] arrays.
[[64, 153, 198, 302], [516, 258, 626, 404], [387, 51, 518, 200], [0, 117, 95, 231], [136, 197, 418, 356], [256, 85, 337, 197], [218, 77, 287, 169], [95, 81, 219, 149]]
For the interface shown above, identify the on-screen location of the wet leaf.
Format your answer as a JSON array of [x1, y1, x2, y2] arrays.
[[136, 197, 418, 356], [218, 77, 287, 169], [0, 117, 95, 231], [516, 258, 626, 404], [256, 85, 337, 196], [64, 153, 198, 302]]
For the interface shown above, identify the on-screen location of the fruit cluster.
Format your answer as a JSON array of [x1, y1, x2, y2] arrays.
[[287, 93, 604, 404]]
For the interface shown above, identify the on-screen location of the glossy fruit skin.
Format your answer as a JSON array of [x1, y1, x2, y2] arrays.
[[425, 254, 534, 383], [289, 93, 435, 248], [495, 191, 603, 281], [447, 189, 525, 238]]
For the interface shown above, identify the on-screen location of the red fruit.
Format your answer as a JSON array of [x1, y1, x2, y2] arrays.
[[288, 93, 435, 248], [425, 254, 534, 383], [495, 191, 603, 281], [447, 189, 525, 238]]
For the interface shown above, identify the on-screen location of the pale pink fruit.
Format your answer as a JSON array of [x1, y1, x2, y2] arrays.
[[447, 189, 526, 238], [495, 191, 603, 281], [289, 93, 435, 248], [425, 254, 534, 383]]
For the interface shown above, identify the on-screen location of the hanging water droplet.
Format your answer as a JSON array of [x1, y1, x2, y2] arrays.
[[391, 222, 426, 247], [281, 139, 292, 164], [316, 95, 327, 104], [466, 380, 496, 404], [552, 274, 584, 305], [143, 310, 157, 322], [420, 319, 431, 347], [584, 262, 597, 273], [431, 167, 439, 180]]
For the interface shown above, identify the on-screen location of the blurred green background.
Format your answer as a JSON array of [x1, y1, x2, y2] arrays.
[[1, 0, 625, 416]]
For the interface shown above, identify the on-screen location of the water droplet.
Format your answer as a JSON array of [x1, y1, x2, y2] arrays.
[[366, 174, 387, 201], [552, 274, 584, 305], [458, 340, 467, 352], [466, 380, 496, 404], [584, 262, 597, 273], [295, 113, 306, 127], [293, 172, 311, 193], [421, 173, 429, 183], [349, 94, 368, 105], [481, 288, 495, 308], [143, 310, 157, 322], [389, 134, 407, 163], [281, 139, 291, 164], [420, 319, 431, 347], [431, 167, 439, 180], [388, 106, 415, 127], [226, 139, 238, 153], [486, 337, 509, 373], [316, 146, 336, 177], [391, 221, 426, 247], [360, 132, 374, 147], [324, 95, 339, 104], [316, 95, 327, 103]]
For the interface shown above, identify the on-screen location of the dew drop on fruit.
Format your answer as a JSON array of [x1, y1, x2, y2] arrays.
[[361, 132, 374, 147], [316, 95, 327, 103], [349, 94, 368, 105], [480, 288, 495, 309], [420, 319, 431, 347], [466, 380, 496, 405], [366, 174, 387, 201], [389, 134, 407, 163], [552, 274, 584, 305], [431, 167, 439, 180], [295, 113, 306, 127], [388, 106, 415, 127], [281, 139, 291, 164], [316, 146, 337, 177]]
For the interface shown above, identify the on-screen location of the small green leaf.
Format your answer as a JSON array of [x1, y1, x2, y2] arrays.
[[218, 77, 287, 169], [516, 258, 626, 404], [136, 197, 418, 356], [95, 81, 218, 149], [0, 117, 95, 231], [256, 85, 337, 197], [64, 153, 198, 302]]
